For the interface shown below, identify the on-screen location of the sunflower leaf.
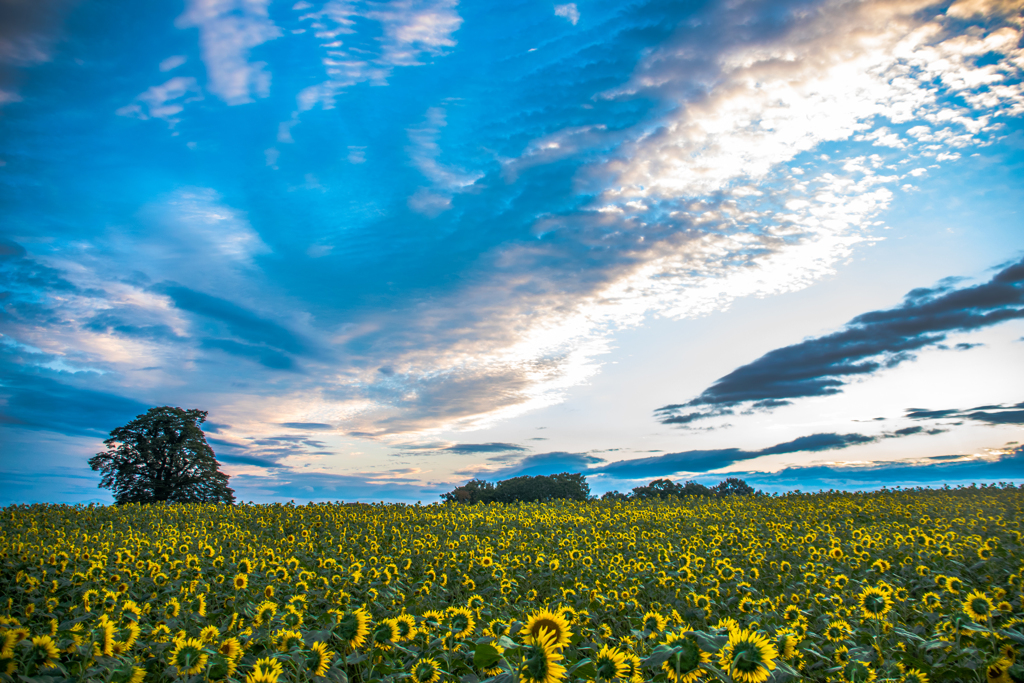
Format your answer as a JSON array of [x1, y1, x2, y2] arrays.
[[692, 632, 728, 652], [496, 637, 520, 651], [474, 643, 502, 670], [698, 663, 732, 683], [568, 658, 593, 674], [775, 661, 801, 677], [642, 644, 676, 668]]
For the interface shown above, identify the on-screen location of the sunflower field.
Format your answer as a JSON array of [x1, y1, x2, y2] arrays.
[[2, 486, 1023, 683]]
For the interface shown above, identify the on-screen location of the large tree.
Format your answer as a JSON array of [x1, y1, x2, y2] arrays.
[[89, 406, 235, 505]]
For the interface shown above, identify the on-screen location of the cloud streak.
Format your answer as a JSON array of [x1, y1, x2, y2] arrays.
[[657, 258, 1024, 424]]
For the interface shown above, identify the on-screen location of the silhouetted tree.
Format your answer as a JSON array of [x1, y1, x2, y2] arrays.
[[440, 478, 495, 504], [601, 490, 629, 501], [711, 477, 756, 497], [89, 407, 235, 505]]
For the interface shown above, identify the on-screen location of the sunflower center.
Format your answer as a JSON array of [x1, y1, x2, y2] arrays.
[[530, 619, 563, 641]]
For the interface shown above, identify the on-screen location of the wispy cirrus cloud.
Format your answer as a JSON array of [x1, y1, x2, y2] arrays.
[[291, 0, 463, 112], [406, 106, 483, 215], [905, 401, 1024, 425], [115, 76, 203, 126], [656, 258, 1024, 425]]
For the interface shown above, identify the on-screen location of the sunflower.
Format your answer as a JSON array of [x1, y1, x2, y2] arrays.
[[200, 625, 221, 644], [247, 657, 283, 683], [117, 622, 141, 650], [714, 617, 740, 635], [858, 587, 893, 620], [412, 657, 442, 683], [282, 606, 304, 629], [487, 618, 512, 638], [335, 608, 371, 650], [164, 597, 181, 619], [593, 645, 629, 681], [824, 619, 852, 643], [717, 629, 777, 683], [901, 669, 929, 683], [834, 646, 851, 665], [208, 653, 239, 681], [94, 620, 115, 657], [422, 610, 444, 632], [372, 618, 400, 649], [963, 590, 994, 622], [274, 629, 304, 652], [776, 629, 800, 660], [641, 611, 667, 637], [234, 573, 248, 590], [395, 613, 418, 642], [445, 607, 476, 640], [520, 628, 567, 683], [662, 632, 711, 683], [308, 641, 335, 677], [218, 637, 242, 660], [988, 660, 1012, 683], [255, 601, 277, 627], [922, 592, 941, 610], [27, 635, 61, 671], [170, 637, 208, 676], [524, 608, 572, 649], [618, 652, 642, 683]]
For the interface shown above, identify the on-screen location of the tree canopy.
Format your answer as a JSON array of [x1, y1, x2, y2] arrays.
[[89, 406, 235, 505], [441, 472, 591, 504]]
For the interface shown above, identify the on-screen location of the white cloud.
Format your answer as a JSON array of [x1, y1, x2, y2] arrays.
[[159, 55, 188, 72], [316, 0, 1024, 437], [554, 3, 579, 25], [176, 0, 282, 105], [115, 77, 203, 126], [347, 146, 366, 164]]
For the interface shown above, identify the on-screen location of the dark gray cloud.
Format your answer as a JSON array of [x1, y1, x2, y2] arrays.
[[84, 311, 184, 342], [721, 445, 1024, 492], [160, 284, 309, 355], [0, 0, 77, 102], [593, 428, 927, 479], [0, 366, 149, 437], [657, 258, 1024, 425], [278, 422, 334, 430], [905, 401, 1024, 426], [457, 451, 604, 481]]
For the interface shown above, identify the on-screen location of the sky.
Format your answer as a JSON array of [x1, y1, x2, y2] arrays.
[[1, 0, 1023, 505]]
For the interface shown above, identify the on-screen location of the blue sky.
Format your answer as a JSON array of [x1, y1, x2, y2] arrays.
[[1, 0, 1023, 505]]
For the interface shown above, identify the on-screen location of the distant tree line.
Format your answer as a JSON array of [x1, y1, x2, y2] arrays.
[[600, 476, 755, 500], [441, 472, 591, 503], [441, 473, 755, 504]]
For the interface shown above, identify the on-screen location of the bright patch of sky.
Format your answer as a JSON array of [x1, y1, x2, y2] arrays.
[[1, 0, 1023, 504]]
